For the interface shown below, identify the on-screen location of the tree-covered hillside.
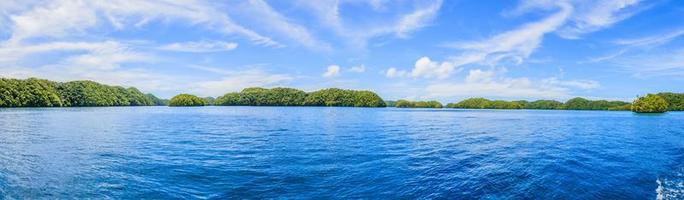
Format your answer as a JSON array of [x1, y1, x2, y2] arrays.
[[394, 100, 443, 108], [169, 94, 206, 107], [216, 87, 386, 107], [0, 78, 165, 107], [447, 97, 631, 111]]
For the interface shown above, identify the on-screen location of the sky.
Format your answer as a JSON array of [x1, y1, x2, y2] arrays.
[[1, 0, 683, 102]]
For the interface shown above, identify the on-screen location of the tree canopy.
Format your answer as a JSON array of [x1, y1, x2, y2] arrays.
[[216, 87, 385, 107], [446, 97, 631, 111], [562, 97, 630, 110], [655, 92, 684, 111], [631, 94, 668, 113], [168, 94, 206, 107], [0, 78, 164, 107], [394, 100, 443, 108], [446, 98, 495, 109]]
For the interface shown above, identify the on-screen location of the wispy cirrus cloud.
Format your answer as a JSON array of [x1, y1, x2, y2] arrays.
[[402, 1, 573, 79], [3, 0, 280, 47], [586, 28, 684, 77], [425, 69, 600, 100], [395, 0, 442, 38], [159, 41, 238, 53], [613, 29, 684, 47], [297, 0, 443, 47], [395, 0, 646, 80], [556, 0, 645, 39], [237, 0, 331, 51]]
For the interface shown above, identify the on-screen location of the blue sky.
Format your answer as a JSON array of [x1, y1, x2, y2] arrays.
[[1, 0, 683, 102]]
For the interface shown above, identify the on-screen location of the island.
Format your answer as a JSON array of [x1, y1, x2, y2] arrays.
[[0, 78, 165, 107], [215, 87, 386, 107], [169, 94, 206, 107], [1, 77, 681, 113]]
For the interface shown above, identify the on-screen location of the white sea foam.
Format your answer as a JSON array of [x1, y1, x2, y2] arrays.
[[656, 175, 684, 200], [657, 179, 664, 200]]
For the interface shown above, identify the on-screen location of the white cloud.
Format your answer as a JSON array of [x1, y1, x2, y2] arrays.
[[410, 56, 457, 79], [0, 40, 125, 63], [421, 69, 601, 99], [349, 65, 366, 73], [240, 0, 330, 50], [4, 0, 279, 47], [396, 2, 574, 80], [586, 29, 684, 76], [541, 77, 600, 90], [442, 2, 573, 68], [6, 0, 97, 44], [395, 0, 442, 38], [385, 67, 408, 78], [615, 48, 684, 78], [465, 69, 495, 83], [511, 0, 646, 39], [407, 0, 646, 80], [298, 0, 443, 47], [613, 29, 684, 47], [586, 29, 684, 63], [322, 65, 341, 77], [558, 0, 643, 39], [159, 41, 238, 53], [0, 40, 183, 93]]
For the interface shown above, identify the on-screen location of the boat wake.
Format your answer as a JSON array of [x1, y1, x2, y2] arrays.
[[656, 169, 684, 200]]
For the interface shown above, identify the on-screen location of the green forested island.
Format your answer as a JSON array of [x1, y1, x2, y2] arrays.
[[445, 97, 631, 110], [169, 94, 206, 107], [215, 87, 386, 107], [0, 78, 165, 107], [441, 94, 684, 113], [631, 94, 669, 113], [386, 100, 443, 108], [2, 77, 682, 113]]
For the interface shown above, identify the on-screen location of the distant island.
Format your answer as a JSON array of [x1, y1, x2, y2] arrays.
[[1, 77, 680, 113], [169, 87, 386, 107], [436, 95, 676, 113]]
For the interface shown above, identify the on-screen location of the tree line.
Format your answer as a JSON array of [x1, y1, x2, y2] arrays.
[[213, 87, 386, 107], [169, 94, 206, 107], [445, 97, 631, 110], [0, 78, 165, 107], [386, 100, 443, 108], [442, 93, 684, 112], [3, 77, 682, 112]]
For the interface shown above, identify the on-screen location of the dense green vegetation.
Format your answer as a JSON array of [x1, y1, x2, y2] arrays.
[[394, 100, 443, 108], [524, 100, 564, 110], [216, 87, 307, 106], [446, 98, 525, 109], [216, 87, 385, 107], [0, 78, 164, 107], [304, 88, 386, 107], [4, 77, 684, 112], [632, 94, 668, 113], [447, 97, 632, 111], [562, 98, 631, 110], [655, 92, 684, 111], [168, 94, 205, 107]]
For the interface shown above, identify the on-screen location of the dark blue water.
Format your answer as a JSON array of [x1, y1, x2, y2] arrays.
[[0, 107, 682, 199]]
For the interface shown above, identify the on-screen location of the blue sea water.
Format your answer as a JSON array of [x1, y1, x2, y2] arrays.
[[0, 107, 682, 199]]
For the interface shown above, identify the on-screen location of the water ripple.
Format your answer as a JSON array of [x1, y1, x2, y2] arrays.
[[0, 107, 682, 199]]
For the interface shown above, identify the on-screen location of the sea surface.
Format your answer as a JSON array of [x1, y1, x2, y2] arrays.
[[0, 107, 682, 199]]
